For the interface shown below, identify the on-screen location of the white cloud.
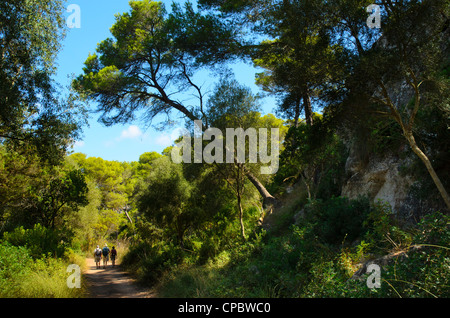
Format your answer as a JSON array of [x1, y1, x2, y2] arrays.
[[102, 125, 148, 148], [155, 127, 185, 147], [119, 125, 143, 140], [155, 134, 173, 147], [73, 140, 85, 148]]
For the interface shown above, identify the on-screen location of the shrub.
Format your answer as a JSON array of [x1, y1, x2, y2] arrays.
[[0, 243, 32, 297], [340, 211, 450, 298], [19, 256, 85, 298], [2, 224, 69, 258], [158, 266, 219, 298], [198, 237, 220, 265], [0, 242, 85, 298], [414, 211, 450, 247], [122, 240, 187, 285], [363, 200, 413, 253], [303, 196, 372, 245]]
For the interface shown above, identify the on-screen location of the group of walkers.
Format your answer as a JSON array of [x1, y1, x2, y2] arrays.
[[94, 244, 117, 269]]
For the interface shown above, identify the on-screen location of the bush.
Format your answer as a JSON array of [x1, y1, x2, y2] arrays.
[[19, 256, 85, 298], [0, 242, 85, 298], [0, 243, 32, 296], [414, 211, 450, 247], [198, 237, 220, 265], [337, 211, 450, 298], [158, 266, 219, 298], [122, 240, 187, 285], [2, 224, 69, 258], [363, 200, 413, 253], [302, 196, 372, 245]]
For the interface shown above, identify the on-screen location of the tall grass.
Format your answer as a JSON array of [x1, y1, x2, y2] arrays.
[[0, 242, 87, 298], [158, 266, 220, 298]]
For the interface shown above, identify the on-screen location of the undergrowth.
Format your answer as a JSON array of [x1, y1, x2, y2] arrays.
[[123, 196, 449, 298], [0, 224, 88, 298]]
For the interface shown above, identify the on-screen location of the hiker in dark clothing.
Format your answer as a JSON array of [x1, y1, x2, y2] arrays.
[[102, 243, 110, 269], [110, 246, 117, 267]]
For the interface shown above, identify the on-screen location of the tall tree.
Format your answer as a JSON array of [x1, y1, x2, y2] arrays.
[[69, 153, 140, 239], [0, 0, 84, 164], [72, 0, 225, 126], [198, 0, 349, 128], [0, 148, 89, 230], [253, 0, 344, 127], [200, 0, 450, 209], [136, 156, 193, 246], [204, 79, 286, 238], [73, 0, 277, 207], [339, 0, 450, 209]]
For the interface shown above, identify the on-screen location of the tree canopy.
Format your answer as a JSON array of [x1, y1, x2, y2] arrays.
[[1, 0, 449, 299], [0, 0, 85, 164]]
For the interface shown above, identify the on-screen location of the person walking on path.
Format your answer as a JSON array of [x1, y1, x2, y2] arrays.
[[94, 245, 102, 269], [102, 244, 110, 269], [110, 246, 117, 267]]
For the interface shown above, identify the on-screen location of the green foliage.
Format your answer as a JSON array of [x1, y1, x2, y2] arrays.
[[364, 201, 413, 253], [158, 266, 220, 298], [68, 153, 137, 242], [253, 0, 346, 125], [2, 224, 69, 258], [1, 0, 449, 300], [207, 77, 261, 127], [0, 0, 85, 164], [137, 156, 193, 245], [343, 211, 450, 298], [166, 1, 238, 65], [0, 242, 32, 286], [139, 151, 162, 165], [0, 0, 90, 298], [122, 240, 187, 285], [0, 150, 89, 231], [138, 170, 447, 299], [274, 114, 347, 199], [398, 211, 450, 298], [72, 0, 212, 125], [414, 211, 450, 248], [0, 242, 85, 298], [38, 168, 89, 228], [302, 196, 372, 245]]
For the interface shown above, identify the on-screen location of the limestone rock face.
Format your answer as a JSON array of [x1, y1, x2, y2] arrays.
[[341, 143, 413, 214]]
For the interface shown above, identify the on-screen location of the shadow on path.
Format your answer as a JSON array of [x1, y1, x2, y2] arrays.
[[84, 258, 155, 298]]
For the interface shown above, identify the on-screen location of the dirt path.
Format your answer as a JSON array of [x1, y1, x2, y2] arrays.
[[83, 258, 156, 298]]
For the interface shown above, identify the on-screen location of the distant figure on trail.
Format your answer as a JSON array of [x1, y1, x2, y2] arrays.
[[102, 244, 110, 269], [94, 245, 102, 269], [110, 246, 117, 267]]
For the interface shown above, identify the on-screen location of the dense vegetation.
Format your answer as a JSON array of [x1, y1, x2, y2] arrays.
[[0, 0, 448, 298]]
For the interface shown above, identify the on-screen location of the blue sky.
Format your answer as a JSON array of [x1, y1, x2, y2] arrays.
[[57, 0, 276, 162]]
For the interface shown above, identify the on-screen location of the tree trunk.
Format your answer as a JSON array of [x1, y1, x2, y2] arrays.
[[124, 210, 133, 224], [405, 132, 450, 210], [303, 92, 313, 126], [294, 97, 301, 127], [245, 169, 277, 208], [236, 165, 246, 240], [237, 192, 246, 240], [192, 112, 277, 208], [376, 77, 449, 210]]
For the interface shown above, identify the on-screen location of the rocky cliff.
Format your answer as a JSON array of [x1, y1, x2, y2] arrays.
[[341, 141, 418, 218]]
